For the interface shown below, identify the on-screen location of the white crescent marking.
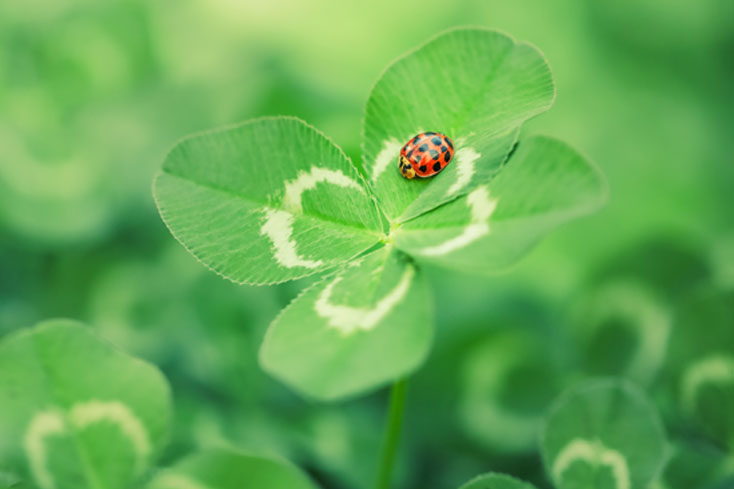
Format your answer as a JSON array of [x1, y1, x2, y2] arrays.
[[371, 140, 402, 183], [315, 266, 415, 335], [552, 439, 630, 489], [418, 186, 498, 256], [260, 208, 324, 269], [283, 167, 364, 212]]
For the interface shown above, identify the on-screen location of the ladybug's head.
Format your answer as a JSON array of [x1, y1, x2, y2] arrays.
[[399, 155, 415, 179]]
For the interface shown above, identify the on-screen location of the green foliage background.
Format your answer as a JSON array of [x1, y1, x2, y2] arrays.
[[1, 0, 732, 488]]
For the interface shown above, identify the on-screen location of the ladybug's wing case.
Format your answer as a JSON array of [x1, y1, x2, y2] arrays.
[[417, 135, 442, 176], [408, 136, 430, 177], [434, 135, 454, 168], [399, 132, 455, 178], [401, 133, 422, 154], [403, 143, 420, 167]]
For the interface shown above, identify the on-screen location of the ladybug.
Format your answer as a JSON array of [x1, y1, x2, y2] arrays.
[[398, 131, 455, 179]]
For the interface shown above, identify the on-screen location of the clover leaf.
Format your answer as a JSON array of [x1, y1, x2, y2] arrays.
[[458, 473, 538, 489], [147, 449, 319, 489], [154, 117, 384, 286], [0, 320, 171, 489], [664, 288, 734, 451], [458, 322, 565, 454], [260, 246, 431, 399], [364, 28, 555, 222], [393, 136, 606, 273], [541, 379, 668, 489], [153, 27, 607, 400], [0, 322, 337, 489]]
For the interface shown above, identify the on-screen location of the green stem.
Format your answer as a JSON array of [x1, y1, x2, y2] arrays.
[[373, 379, 408, 489]]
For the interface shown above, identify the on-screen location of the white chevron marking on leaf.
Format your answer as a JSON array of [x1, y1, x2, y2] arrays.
[[315, 266, 415, 335], [371, 140, 402, 182], [283, 167, 364, 213], [418, 186, 498, 256], [69, 400, 152, 473], [23, 400, 153, 489], [682, 355, 734, 411], [261, 208, 324, 269], [261, 166, 365, 268], [446, 147, 481, 196], [552, 439, 630, 489], [24, 410, 65, 489]]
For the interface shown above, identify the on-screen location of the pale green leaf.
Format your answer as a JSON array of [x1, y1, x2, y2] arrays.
[[259, 246, 432, 400], [0, 320, 171, 489], [541, 379, 667, 489], [363, 28, 554, 223], [154, 117, 384, 285], [394, 136, 607, 274], [147, 449, 319, 489], [458, 473, 537, 489]]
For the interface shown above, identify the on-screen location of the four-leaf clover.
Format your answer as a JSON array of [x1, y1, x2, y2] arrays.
[[154, 28, 607, 400]]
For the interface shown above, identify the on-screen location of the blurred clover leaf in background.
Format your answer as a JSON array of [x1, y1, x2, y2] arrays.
[[460, 379, 670, 489], [3, 323, 668, 489], [146, 449, 320, 489], [0, 321, 323, 489], [457, 473, 539, 489], [664, 288, 734, 453], [541, 379, 668, 489], [0, 320, 171, 489], [153, 28, 608, 400]]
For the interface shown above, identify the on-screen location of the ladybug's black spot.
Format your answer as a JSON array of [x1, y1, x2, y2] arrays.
[[407, 149, 414, 158], [412, 135, 420, 143], [431, 136, 442, 146], [418, 144, 428, 152], [432, 162, 442, 172], [444, 151, 451, 162], [413, 157, 422, 164], [445, 137, 453, 149], [419, 165, 427, 173], [424, 131, 436, 136], [429, 149, 439, 160], [440, 145, 447, 152]]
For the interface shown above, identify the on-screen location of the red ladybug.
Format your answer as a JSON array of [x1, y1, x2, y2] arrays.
[[398, 132, 455, 179]]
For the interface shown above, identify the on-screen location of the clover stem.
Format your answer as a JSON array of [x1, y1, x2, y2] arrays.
[[373, 378, 408, 489], [380, 221, 401, 245]]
